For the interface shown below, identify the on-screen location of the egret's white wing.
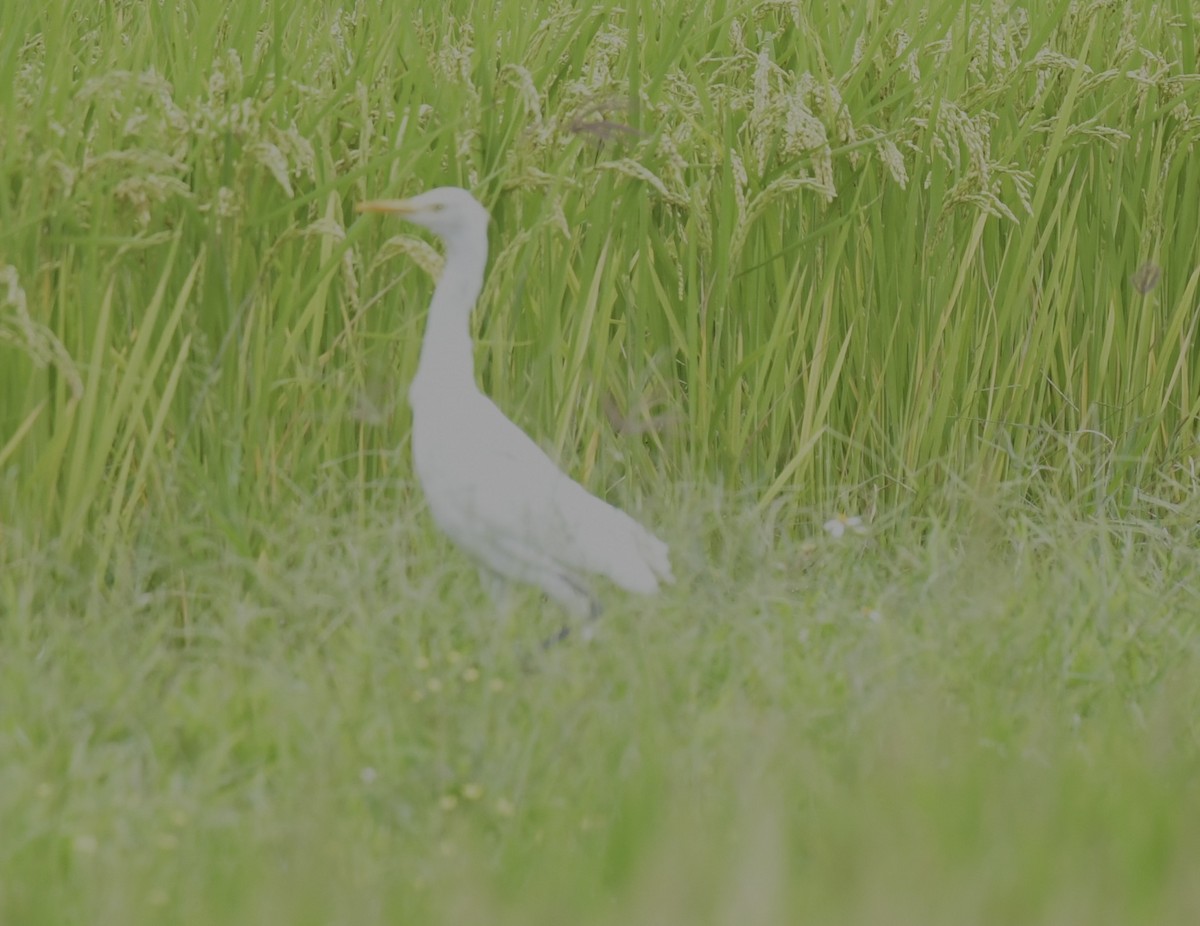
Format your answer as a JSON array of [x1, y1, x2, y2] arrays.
[[412, 390, 673, 596]]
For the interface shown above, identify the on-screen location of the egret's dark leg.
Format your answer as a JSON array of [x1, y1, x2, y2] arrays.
[[540, 623, 572, 648], [537, 575, 601, 648]]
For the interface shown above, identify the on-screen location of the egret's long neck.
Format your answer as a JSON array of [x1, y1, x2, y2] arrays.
[[411, 226, 488, 404]]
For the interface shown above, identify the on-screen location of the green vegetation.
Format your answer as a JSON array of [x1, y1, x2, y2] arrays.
[[2, 0, 1198, 922]]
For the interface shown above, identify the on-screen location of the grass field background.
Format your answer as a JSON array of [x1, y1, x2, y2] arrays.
[[2, 0, 1200, 922]]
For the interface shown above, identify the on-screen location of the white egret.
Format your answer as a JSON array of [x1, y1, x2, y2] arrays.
[[357, 187, 674, 630]]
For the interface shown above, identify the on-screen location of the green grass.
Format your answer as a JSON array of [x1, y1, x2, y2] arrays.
[[3, 489, 1199, 923], [2, 0, 1200, 921]]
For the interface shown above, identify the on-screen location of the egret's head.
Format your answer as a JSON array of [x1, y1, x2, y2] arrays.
[[356, 186, 490, 241]]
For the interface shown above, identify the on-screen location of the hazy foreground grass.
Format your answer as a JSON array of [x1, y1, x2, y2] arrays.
[[3, 485, 1200, 924], [3, 0, 1200, 921]]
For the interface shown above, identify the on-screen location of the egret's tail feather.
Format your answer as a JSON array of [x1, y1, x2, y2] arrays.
[[637, 529, 674, 586], [601, 519, 673, 595]]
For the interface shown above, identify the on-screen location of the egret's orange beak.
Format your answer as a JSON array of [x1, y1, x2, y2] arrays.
[[356, 199, 417, 215]]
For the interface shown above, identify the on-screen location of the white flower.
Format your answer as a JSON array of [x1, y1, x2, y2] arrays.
[[823, 513, 866, 539]]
